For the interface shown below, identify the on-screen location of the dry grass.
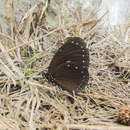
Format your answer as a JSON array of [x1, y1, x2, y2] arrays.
[[0, 0, 130, 130]]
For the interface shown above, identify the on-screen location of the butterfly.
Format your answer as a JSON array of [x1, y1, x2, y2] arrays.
[[43, 37, 89, 93]]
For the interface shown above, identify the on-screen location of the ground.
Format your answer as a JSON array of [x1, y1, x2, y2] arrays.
[[0, 0, 130, 130]]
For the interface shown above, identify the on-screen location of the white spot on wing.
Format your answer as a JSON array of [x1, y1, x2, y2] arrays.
[[83, 66, 86, 68], [81, 46, 83, 49], [83, 75, 86, 78], [76, 42, 79, 45], [81, 71, 84, 74], [75, 66, 78, 69], [66, 60, 72, 63], [82, 60, 85, 63], [71, 41, 74, 43], [67, 64, 70, 67]]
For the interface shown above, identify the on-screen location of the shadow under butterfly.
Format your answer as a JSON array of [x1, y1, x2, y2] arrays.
[[43, 37, 89, 93]]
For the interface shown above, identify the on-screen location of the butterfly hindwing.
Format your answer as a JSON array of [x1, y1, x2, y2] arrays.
[[52, 62, 89, 92]]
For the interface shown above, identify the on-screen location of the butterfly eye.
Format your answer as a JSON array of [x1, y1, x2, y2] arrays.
[[43, 37, 89, 93]]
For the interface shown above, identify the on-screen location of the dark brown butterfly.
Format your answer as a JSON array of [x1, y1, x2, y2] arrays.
[[43, 37, 89, 93]]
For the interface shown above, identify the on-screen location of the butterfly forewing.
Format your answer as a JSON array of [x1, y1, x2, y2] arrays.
[[48, 37, 89, 73]]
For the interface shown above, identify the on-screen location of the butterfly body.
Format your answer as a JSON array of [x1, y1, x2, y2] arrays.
[[43, 37, 89, 93]]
